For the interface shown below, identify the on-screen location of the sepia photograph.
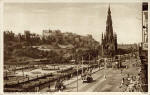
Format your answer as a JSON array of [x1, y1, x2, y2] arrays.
[[3, 2, 148, 92]]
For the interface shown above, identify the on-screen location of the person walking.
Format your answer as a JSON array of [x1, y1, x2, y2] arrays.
[[120, 78, 124, 88], [48, 82, 51, 92], [121, 69, 123, 75], [104, 58, 107, 80]]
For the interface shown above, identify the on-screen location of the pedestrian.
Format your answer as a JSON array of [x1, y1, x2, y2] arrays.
[[121, 69, 123, 75], [104, 74, 106, 80], [36, 86, 39, 92], [90, 68, 92, 74], [120, 78, 124, 88], [48, 82, 51, 91], [127, 74, 130, 78]]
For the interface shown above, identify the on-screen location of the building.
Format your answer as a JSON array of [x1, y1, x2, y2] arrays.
[[42, 30, 53, 39], [24, 30, 31, 40], [142, 3, 148, 44], [139, 2, 148, 92], [101, 6, 117, 57]]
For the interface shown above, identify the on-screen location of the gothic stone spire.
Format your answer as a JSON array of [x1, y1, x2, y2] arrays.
[[101, 5, 117, 57], [106, 5, 113, 41]]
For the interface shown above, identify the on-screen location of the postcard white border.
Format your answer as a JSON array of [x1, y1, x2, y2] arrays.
[[1, 0, 150, 95]]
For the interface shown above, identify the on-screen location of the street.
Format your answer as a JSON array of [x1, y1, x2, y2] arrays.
[[39, 58, 141, 92], [64, 68, 123, 92], [62, 58, 141, 92]]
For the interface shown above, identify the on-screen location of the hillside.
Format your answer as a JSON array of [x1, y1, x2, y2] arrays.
[[4, 30, 100, 64]]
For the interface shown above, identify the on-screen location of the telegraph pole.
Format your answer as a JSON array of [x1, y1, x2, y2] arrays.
[[89, 54, 90, 69], [74, 47, 78, 92], [104, 58, 107, 80], [82, 56, 84, 75], [98, 55, 100, 70], [77, 64, 78, 92]]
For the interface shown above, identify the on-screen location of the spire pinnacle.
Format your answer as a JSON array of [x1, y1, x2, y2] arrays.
[[108, 4, 111, 14], [102, 32, 103, 39]]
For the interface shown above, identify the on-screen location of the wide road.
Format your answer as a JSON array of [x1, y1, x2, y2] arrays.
[[63, 68, 123, 92], [63, 58, 140, 92]]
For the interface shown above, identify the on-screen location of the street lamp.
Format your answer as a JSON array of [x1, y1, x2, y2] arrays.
[[104, 58, 107, 80], [97, 56, 100, 70], [77, 64, 78, 92], [73, 47, 79, 92], [88, 54, 90, 70], [82, 56, 84, 75], [71, 59, 78, 91]]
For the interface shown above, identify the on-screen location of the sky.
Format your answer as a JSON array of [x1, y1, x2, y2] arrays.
[[4, 3, 142, 44]]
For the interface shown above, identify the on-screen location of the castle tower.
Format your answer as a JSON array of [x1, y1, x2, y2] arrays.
[[101, 5, 117, 57]]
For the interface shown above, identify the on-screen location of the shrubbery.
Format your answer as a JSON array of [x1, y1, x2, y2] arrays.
[[4, 30, 100, 64]]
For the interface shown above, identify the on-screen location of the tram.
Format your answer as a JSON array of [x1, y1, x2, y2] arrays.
[[81, 68, 93, 83]]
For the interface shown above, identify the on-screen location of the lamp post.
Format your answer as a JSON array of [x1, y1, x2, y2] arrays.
[[98, 56, 100, 70], [82, 56, 84, 75], [72, 59, 78, 92], [104, 58, 107, 80], [74, 47, 79, 92], [49, 78, 51, 91], [88, 54, 90, 70], [77, 64, 78, 92]]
